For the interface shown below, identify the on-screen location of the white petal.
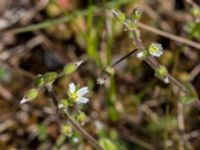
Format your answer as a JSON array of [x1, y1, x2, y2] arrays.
[[76, 97, 89, 104], [97, 78, 105, 85], [154, 49, 163, 57], [69, 82, 75, 93], [74, 60, 83, 67], [77, 87, 89, 97], [164, 77, 169, 84], [20, 97, 29, 104]]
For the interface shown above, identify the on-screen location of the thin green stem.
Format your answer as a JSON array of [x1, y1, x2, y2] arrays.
[[11, 0, 133, 34]]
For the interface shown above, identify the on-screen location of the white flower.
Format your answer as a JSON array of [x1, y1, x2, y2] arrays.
[[68, 82, 89, 104], [148, 42, 163, 57], [97, 78, 105, 85]]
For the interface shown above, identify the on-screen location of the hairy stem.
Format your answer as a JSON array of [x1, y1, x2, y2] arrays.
[[48, 87, 103, 150], [131, 30, 188, 95]]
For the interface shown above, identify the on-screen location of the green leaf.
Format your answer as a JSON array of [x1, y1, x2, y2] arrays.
[[37, 124, 47, 141], [0, 68, 6, 82], [180, 83, 198, 104], [99, 138, 117, 150]]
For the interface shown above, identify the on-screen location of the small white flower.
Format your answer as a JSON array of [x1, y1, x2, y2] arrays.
[[97, 78, 105, 85], [68, 82, 89, 104], [148, 42, 163, 57]]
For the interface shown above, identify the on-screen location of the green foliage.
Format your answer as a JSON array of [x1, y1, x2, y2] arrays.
[[37, 124, 47, 141], [185, 22, 200, 39], [0, 68, 6, 82], [148, 116, 177, 132], [99, 138, 118, 150], [180, 83, 198, 104]]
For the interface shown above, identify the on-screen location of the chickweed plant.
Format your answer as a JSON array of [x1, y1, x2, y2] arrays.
[[20, 7, 198, 150]]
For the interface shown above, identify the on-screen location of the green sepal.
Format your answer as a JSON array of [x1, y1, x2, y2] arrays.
[[61, 124, 72, 136], [25, 88, 38, 100], [130, 8, 142, 21], [155, 66, 168, 78], [64, 63, 76, 74], [43, 72, 57, 84], [34, 75, 44, 88]]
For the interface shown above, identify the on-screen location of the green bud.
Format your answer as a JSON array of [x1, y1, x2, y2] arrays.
[[61, 124, 72, 136], [75, 112, 86, 125], [21, 88, 38, 104], [155, 66, 168, 78], [131, 8, 142, 21], [58, 99, 69, 109], [43, 72, 57, 85], [136, 49, 148, 60], [25, 88, 38, 100], [105, 66, 115, 76], [191, 6, 200, 17], [64, 63, 76, 74], [112, 10, 126, 22], [126, 20, 138, 30], [34, 75, 44, 88]]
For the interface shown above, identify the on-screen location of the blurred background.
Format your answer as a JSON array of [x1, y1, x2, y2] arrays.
[[0, 0, 200, 149]]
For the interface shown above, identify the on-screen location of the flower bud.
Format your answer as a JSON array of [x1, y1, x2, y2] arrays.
[[105, 66, 115, 76], [112, 10, 126, 22], [64, 63, 76, 74], [58, 99, 69, 109], [136, 50, 147, 60], [75, 112, 86, 125], [155, 66, 169, 83], [61, 124, 72, 136], [43, 72, 57, 85], [20, 88, 38, 104], [131, 8, 142, 21], [34, 75, 44, 88]]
